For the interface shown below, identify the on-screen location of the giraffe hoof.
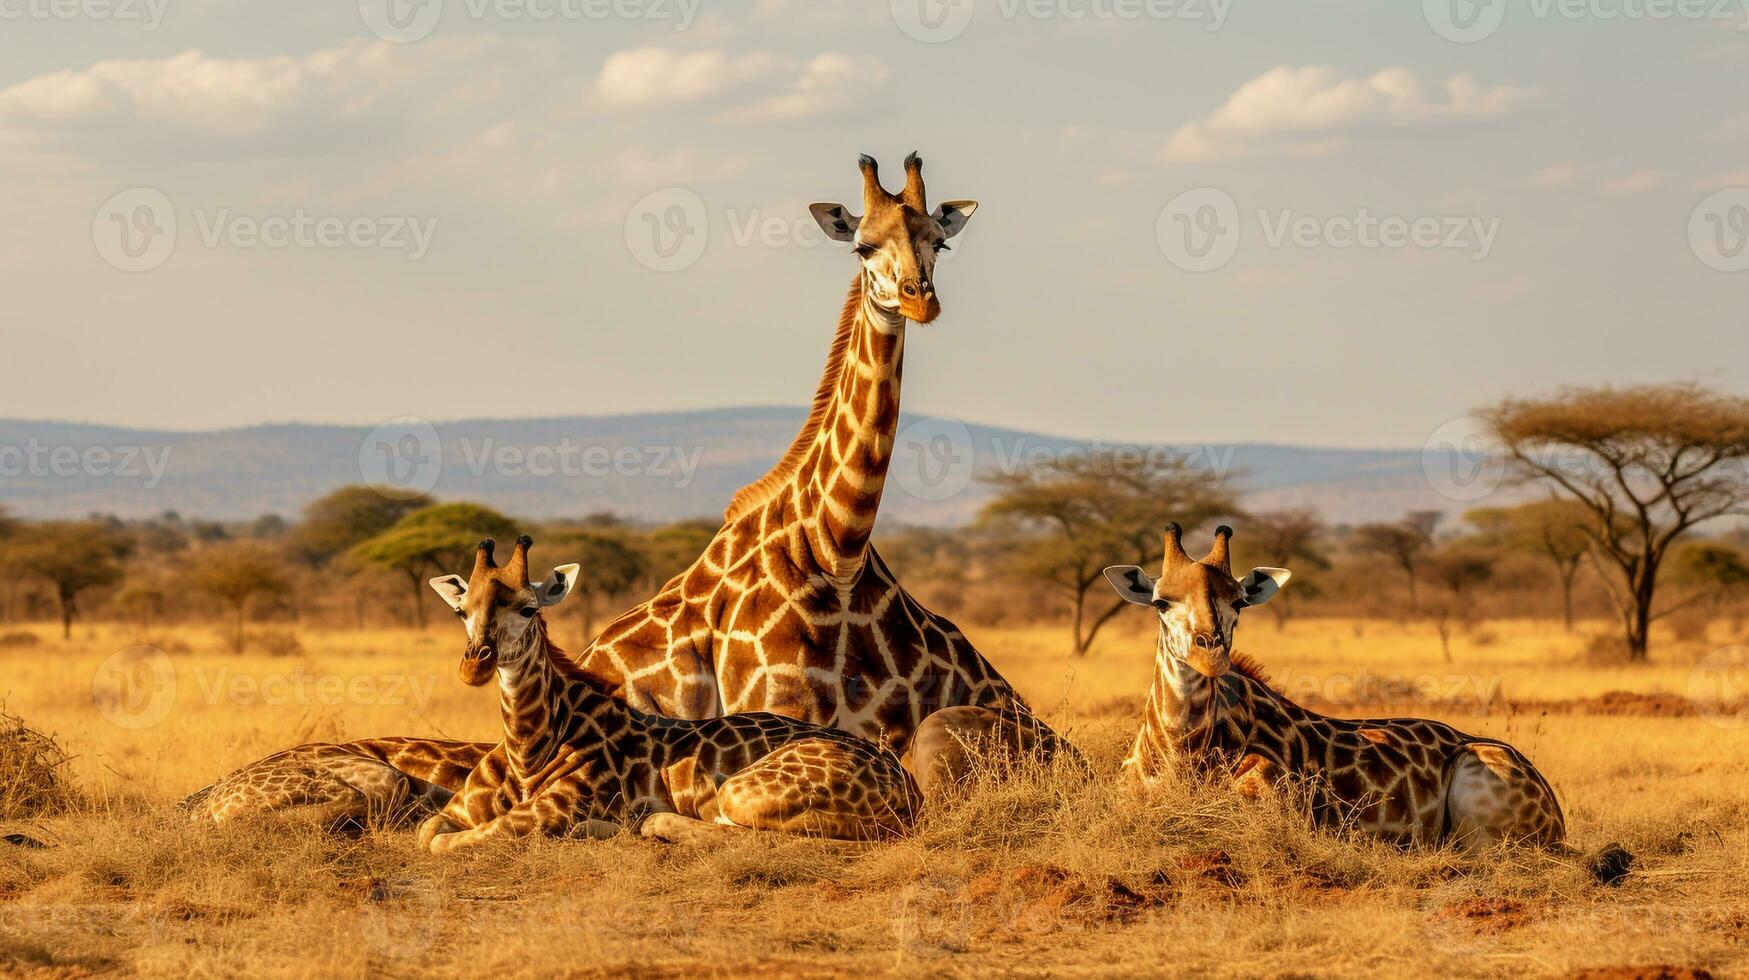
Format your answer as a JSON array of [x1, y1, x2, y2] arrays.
[[416, 814, 459, 852]]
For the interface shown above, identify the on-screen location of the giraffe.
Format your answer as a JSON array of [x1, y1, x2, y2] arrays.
[[1101, 523, 1566, 853], [417, 537, 919, 851], [566, 153, 1077, 787], [184, 736, 490, 828], [187, 153, 1073, 825]]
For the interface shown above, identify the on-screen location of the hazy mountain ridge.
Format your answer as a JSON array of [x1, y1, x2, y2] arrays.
[[0, 409, 1458, 525]]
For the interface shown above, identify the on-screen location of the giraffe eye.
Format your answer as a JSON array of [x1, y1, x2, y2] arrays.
[[1152, 598, 1170, 611], [931, 240, 949, 252], [518, 606, 538, 619], [853, 242, 876, 258]]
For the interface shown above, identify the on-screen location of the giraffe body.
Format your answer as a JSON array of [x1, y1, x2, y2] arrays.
[[184, 736, 491, 828], [1107, 524, 1565, 853], [421, 537, 919, 852]]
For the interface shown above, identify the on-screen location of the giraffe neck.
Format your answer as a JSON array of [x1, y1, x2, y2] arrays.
[[789, 273, 908, 580], [495, 616, 626, 782], [1135, 628, 1241, 763]]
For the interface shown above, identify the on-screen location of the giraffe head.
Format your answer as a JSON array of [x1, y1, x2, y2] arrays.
[[1103, 524, 1291, 678], [428, 536, 579, 686], [809, 152, 978, 324]]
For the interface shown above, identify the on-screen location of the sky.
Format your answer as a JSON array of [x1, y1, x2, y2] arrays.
[[1, 0, 1746, 448]]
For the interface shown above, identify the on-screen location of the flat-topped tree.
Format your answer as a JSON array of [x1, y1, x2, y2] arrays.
[[3, 521, 129, 639], [1485, 382, 1749, 661], [350, 503, 518, 629]]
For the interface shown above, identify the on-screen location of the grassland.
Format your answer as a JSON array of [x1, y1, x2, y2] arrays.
[[0, 616, 1745, 978]]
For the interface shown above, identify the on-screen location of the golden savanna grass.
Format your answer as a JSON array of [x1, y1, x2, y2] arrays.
[[0, 617, 1746, 978]]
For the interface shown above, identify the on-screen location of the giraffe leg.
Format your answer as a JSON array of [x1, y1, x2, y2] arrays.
[[907, 705, 1083, 804], [1233, 753, 1282, 801], [196, 756, 417, 829], [1443, 743, 1566, 854], [712, 738, 919, 841], [423, 793, 620, 854], [639, 811, 742, 845]]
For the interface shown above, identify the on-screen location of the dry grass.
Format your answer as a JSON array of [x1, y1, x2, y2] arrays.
[[0, 617, 1745, 978]]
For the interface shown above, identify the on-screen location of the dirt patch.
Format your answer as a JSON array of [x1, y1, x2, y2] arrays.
[[0, 632, 41, 649], [1569, 968, 1714, 980], [1179, 850, 1246, 888], [1436, 896, 1535, 935], [957, 864, 1170, 934]]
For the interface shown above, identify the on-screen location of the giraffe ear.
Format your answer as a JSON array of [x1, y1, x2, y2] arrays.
[[809, 203, 861, 243], [429, 575, 468, 613], [933, 200, 978, 240], [536, 563, 581, 607], [1103, 565, 1156, 606], [1236, 567, 1292, 608]]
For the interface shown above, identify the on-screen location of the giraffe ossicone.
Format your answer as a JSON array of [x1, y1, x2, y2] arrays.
[[1105, 523, 1567, 854]]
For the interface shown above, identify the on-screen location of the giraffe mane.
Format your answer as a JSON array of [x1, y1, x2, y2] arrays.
[[723, 272, 863, 523], [1228, 652, 1281, 694]]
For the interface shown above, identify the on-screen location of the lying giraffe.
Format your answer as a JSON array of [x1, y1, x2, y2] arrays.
[[189, 153, 1072, 826], [1102, 523, 1566, 853], [185, 737, 489, 828], [418, 537, 919, 851]]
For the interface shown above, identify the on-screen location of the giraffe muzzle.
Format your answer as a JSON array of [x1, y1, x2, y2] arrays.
[[459, 644, 498, 687], [1184, 643, 1230, 679]]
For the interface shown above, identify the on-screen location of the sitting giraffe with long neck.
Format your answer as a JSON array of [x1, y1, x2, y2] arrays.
[[1103, 523, 1566, 853], [418, 536, 920, 851]]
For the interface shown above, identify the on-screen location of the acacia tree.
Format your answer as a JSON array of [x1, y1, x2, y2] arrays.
[[3, 521, 130, 638], [1425, 544, 1498, 662], [291, 485, 435, 566], [1244, 509, 1328, 629], [190, 541, 291, 653], [1485, 383, 1749, 661], [350, 503, 518, 628], [1467, 499, 1594, 632], [1354, 511, 1442, 613], [979, 449, 1234, 656]]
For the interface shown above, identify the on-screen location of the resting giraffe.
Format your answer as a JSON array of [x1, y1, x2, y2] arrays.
[[1102, 523, 1566, 853], [189, 153, 1068, 824], [570, 153, 1076, 787], [416, 536, 919, 851]]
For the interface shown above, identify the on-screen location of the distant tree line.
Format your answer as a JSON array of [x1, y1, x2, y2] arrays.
[[1, 382, 1746, 662]]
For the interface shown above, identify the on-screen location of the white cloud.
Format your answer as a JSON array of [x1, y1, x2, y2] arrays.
[[1530, 163, 1579, 187], [0, 39, 505, 137], [590, 47, 782, 110], [1600, 170, 1664, 195], [1161, 66, 1532, 163], [724, 54, 890, 122]]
